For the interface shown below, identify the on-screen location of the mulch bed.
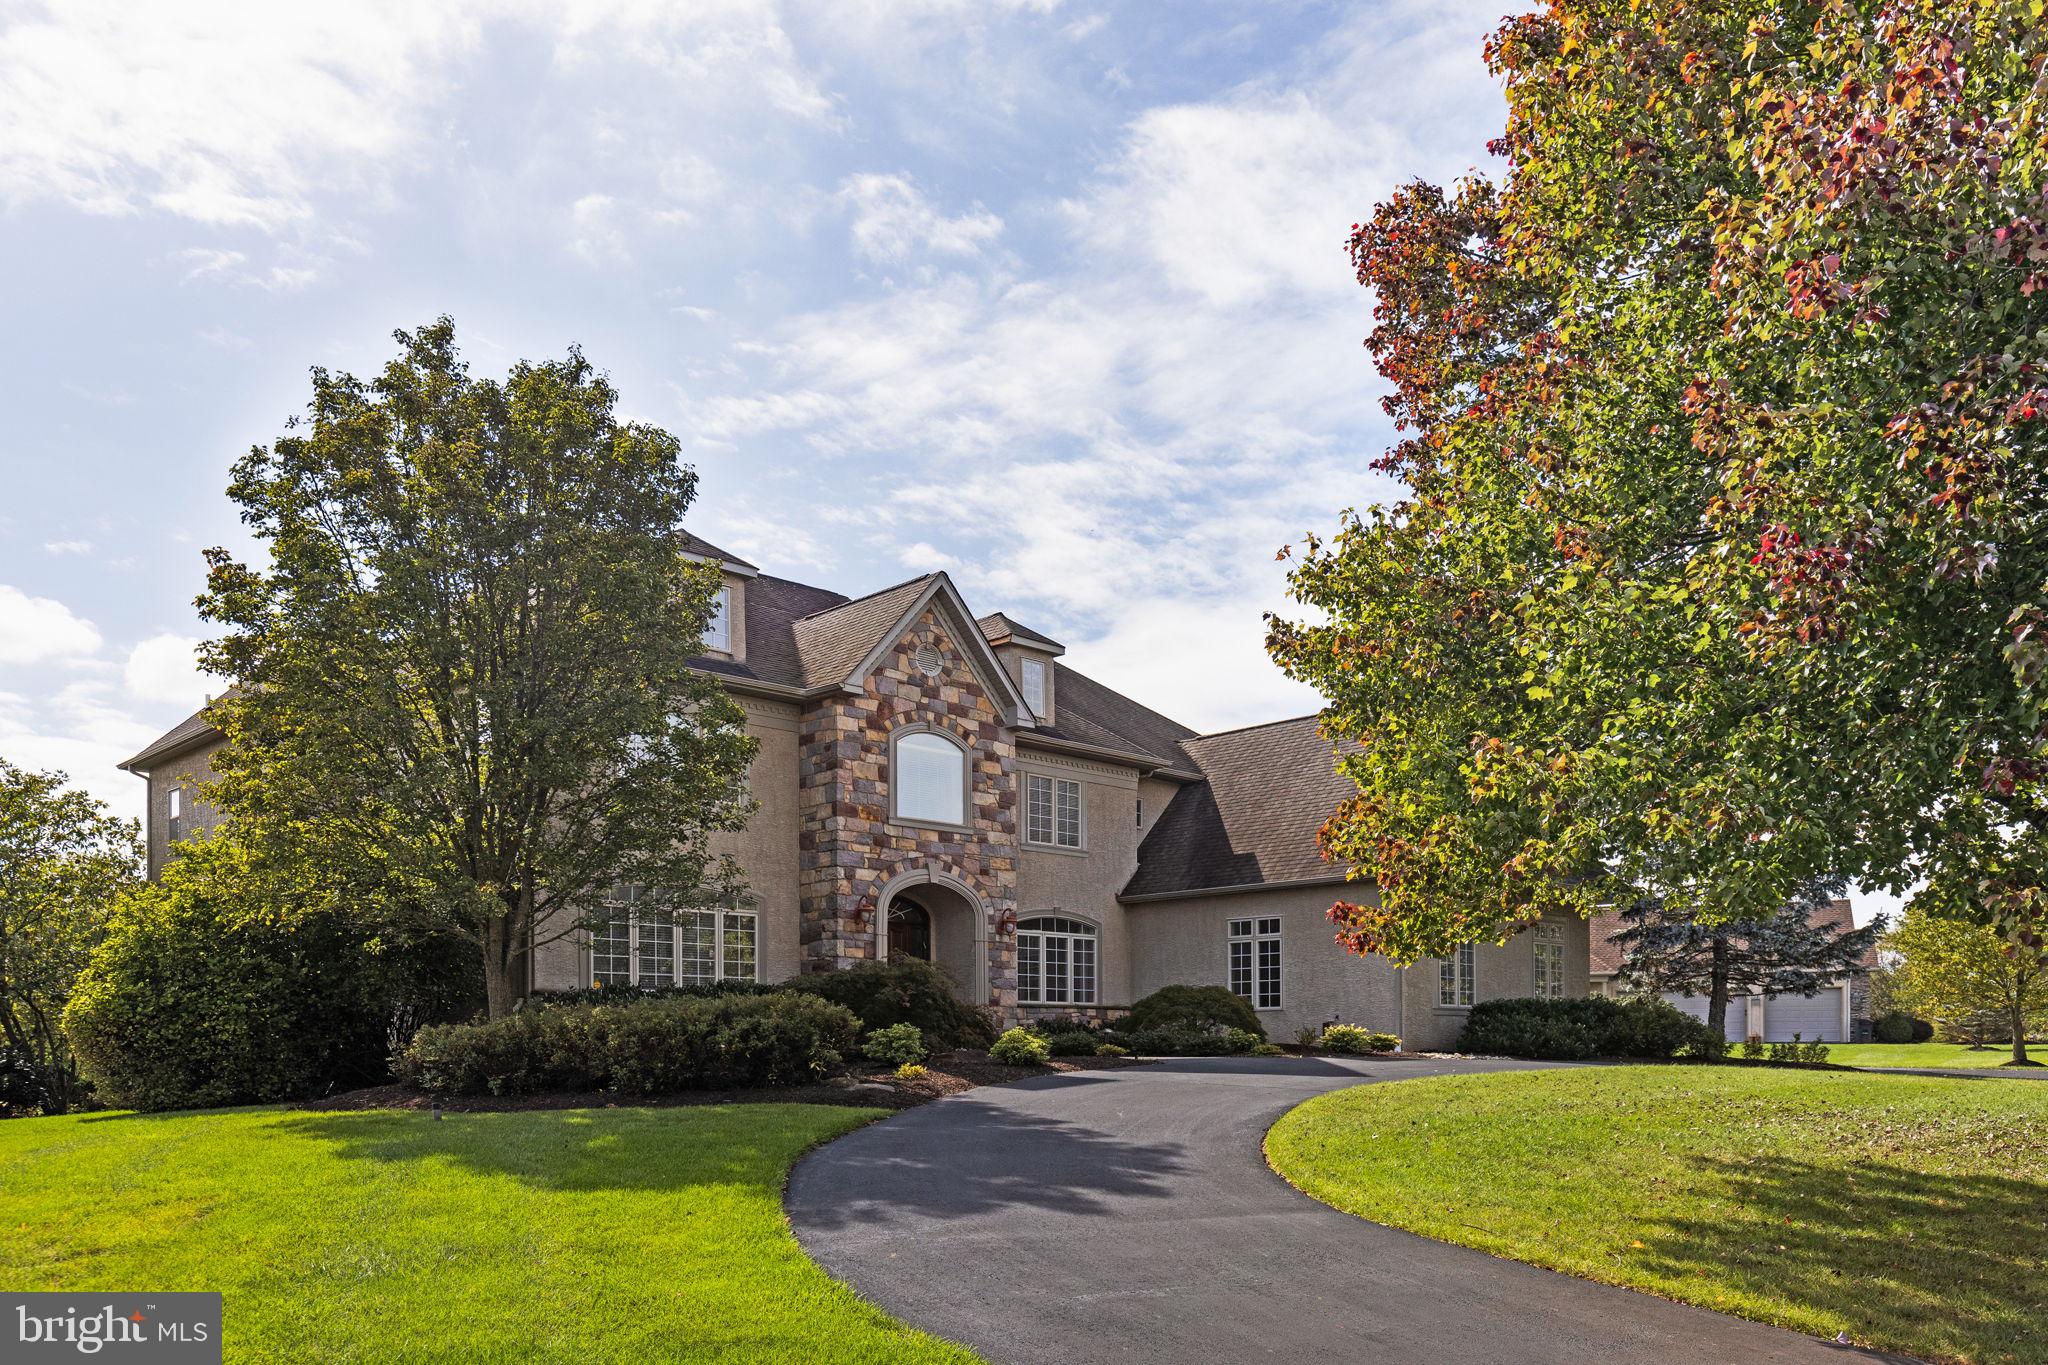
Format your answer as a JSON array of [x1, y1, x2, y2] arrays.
[[309, 1049, 1149, 1115]]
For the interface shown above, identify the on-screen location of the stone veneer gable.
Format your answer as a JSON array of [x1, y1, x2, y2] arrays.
[[797, 605, 1020, 1008]]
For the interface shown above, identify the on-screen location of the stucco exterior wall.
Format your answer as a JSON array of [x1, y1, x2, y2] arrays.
[[1015, 749, 1147, 1007], [1125, 882, 1405, 1042], [1400, 913, 1593, 1050], [530, 693, 805, 992], [142, 737, 228, 879]]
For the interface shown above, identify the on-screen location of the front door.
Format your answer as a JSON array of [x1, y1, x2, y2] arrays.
[[887, 899, 932, 962]]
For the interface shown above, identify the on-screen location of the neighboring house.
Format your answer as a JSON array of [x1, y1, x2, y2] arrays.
[[118, 534, 1587, 1049], [1587, 898, 1877, 1043]]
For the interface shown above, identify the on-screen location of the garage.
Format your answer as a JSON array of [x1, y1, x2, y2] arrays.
[[1665, 991, 1748, 1045], [1760, 987, 1846, 1042]]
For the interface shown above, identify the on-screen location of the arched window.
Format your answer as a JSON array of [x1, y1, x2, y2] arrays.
[[1018, 915, 1096, 1005], [892, 728, 967, 826]]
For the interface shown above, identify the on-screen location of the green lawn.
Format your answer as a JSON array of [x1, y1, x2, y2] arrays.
[[0, 1103, 977, 1364], [1830, 1041, 2040, 1071], [1267, 1067, 2048, 1364]]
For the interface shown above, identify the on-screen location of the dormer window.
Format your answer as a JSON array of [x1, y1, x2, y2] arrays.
[[1021, 657, 1046, 718], [705, 584, 732, 653], [892, 727, 968, 827]]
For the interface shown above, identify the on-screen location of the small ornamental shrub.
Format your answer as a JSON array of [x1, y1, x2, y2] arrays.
[[1250, 1043, 1287, 1057], [1741, 1036, 1767, 1061], [789, 959, 996, 1049], [1294, 1025, 1320, 1049], [1123, 984, 1264, 1039], [990, 1027, 1051, 1066], [1319, 1024, 1375, 1055], [1763, 1036, 1831, 1065], [1117, 1025, 1260, 1056], [1367, 1031, 1401, 1053], [894, 1063, 928, 1083], [1872, 1011, 1918, 1045], [1094, 1043, 1128, 1058], [1042, 1030, 1099, 1057], [1910, 1016, 1936, 1043], [1027, 1015, 1102, 1038], [861, 1023, 927, 1067], [398, 993, 859, 1096], [1456, 996, 1715, 1061], [529, 978, 777, 1008]]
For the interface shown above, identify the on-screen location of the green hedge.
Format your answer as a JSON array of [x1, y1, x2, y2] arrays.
[[1456, 995, 1715, 1060], [1115, 1025, 1261, 1056], [396, 992, 859, 1096], [785, 959, 996, 1049], [1122, 985, 1264, 1039]]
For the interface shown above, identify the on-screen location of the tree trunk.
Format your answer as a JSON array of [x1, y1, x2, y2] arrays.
[[2013, 999, 2031, 1067], [483, 916, 520, 1019], [1705, 941, 1731, 1045]]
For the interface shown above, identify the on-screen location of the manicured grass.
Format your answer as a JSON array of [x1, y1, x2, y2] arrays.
[[1267, 1066, 2048, 1364], [0, 1103, 977, 1364], [1831, 1041, 2040, 1071]]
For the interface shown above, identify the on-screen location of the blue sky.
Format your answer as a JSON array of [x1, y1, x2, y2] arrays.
[[2, 0, 1517, 827]]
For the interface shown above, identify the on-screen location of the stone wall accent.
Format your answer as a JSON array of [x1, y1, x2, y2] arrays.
[[797, 606, 1020, 1012], [1849, 970, 1873, 1042]]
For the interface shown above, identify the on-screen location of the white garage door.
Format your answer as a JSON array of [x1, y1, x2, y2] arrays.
[[1761, 988, 1844, 1042], [1665, 992, 1747, 1044]]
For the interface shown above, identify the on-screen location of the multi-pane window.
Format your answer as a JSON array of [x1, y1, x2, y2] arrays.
[[1439, 942, 1476, 1007], [1021, 657, 1047, 718], [1228, 917, 1282, 1009], [166, 785, 185, 842], [894, 730, 967, 825], [1017, 916, 1096, 1005], [591, 884, 758, 988], [1532, 923, 1565, 999], [1025, 775, 1082, 848], [705, 585, 732, 653]]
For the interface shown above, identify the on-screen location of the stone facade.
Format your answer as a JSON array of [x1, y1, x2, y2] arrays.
[[797, 607, 1021, 1010]]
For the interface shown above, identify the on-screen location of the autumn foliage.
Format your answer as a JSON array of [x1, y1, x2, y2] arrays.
[[1270, 0, 2048, 962]]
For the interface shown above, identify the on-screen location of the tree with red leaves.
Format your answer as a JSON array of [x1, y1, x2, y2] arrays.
[[1269, 0, 2048, 970]]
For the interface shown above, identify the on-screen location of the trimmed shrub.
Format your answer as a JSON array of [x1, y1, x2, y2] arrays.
[[528, 978, 778, 1009], [1040, 1030, 1099, 1057], [1319, 1024, 1374, 1055], [788, 959, 997, 1049], [1027, 1014, 1103, 1038], [861, 1023, 927, 1067], [1910, 1016, 1936, 1043], [397, 993, 859, 1096], [63, 844, 439, 1112], [990, 1027, 1051, 1065], [1117, 1025, 1260, 1056], [894, 1063, 928, 1083], [1094, 1043, 1128, 1058], [1250, 1043, 1287, 1057], [1456, 996, 1714, 1061], [1367, 1031, 1401, 1053], [1871, 1011, 1928, 1045], [1123, 984, 1264, 1039]]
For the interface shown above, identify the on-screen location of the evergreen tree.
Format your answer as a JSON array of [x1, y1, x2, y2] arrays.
[[1614, 882, 1882, 1042]]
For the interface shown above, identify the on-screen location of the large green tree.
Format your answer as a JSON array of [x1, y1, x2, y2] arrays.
[[1888, 903, 2046, 1063], [1270, 0, 2048, 965], [199, 319, 757, 1016], [0, 760, 138, 1112]]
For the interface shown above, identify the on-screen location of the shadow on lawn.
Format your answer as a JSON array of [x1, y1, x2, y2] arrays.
[[1637, 1153, 2048, 1361]]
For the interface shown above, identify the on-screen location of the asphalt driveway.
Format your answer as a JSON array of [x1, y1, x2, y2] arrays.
[[786, 1055, 1901, 1364]]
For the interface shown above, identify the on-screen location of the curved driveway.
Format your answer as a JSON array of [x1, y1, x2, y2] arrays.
[[787, 1055, 1898, 1364]]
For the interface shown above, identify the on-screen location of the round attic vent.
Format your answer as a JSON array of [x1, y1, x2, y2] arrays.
[[913, 644, 944, 678]]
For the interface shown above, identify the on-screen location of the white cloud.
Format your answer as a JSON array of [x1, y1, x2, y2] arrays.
[[0, 586, 103, 664], [0, 685, 159, 826], [568, 192, 629, 264], [43, 540, 93, 555], [124, 634, 210, 708], [840, 173, 1003, 266], [197, 325, 252, 349]]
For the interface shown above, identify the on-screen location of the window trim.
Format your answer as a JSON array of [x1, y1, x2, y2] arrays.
[[1531, 922, 1566, 1000], [1023, 772, 1085, 852], [704, 583, 733, 654], [1016, 913, 1098, 1006], [1227, 916, 1283, 1011], [590, 890, 760, 989], [1020, 656, 1047, 718], [887, 723, 974, 831], [1438, 942, 1476, 1009]]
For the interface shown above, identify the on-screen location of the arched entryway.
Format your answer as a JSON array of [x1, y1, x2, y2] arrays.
[[875, 869, 988, 1005]]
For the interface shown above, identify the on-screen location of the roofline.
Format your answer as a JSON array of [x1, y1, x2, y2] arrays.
[[118, 723, 225, 774], [838, 573, 1034, 723], [1117, 872, 1352, 905], [683, 549, 759, 579], [1189, 711, 1328, 742], [1015, 730, 1198, 778], [789, 572, 936, 626]]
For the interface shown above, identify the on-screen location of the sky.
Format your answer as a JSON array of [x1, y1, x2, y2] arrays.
[[1, 0, 1518, 830]]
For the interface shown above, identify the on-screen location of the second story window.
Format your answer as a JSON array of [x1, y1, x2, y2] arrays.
[[1021, 656, 1047, 717], [1025, 775, 1081, 848], [705, 584, 732, 653], [893, 728, 967, 826], [167, 785, 182, 822]]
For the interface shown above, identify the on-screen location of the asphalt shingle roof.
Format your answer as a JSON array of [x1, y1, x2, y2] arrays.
[[1122, 715, 1354, 898]]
